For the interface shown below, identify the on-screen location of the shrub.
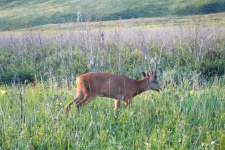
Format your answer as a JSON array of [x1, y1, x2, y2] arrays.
[[0, 67, 35, 84], [200, 49, 225, 80]]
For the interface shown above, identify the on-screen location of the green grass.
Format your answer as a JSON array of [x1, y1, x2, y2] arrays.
[[1, 0, 225, 31], [0, 79, 225, 149]]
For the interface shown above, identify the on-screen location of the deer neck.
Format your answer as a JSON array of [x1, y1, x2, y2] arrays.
[[135, 78, 149, 95]]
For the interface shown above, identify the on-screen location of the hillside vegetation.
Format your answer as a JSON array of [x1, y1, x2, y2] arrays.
[[0, 0, 225, 31]]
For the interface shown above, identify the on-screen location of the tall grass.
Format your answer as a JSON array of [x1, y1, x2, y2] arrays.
[[0, 19, 225, 84]]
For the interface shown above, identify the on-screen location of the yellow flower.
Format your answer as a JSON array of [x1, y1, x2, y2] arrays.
[[1, 90, 5, 96], [190, 91, 194, 95], [0, 90, 5, 99]]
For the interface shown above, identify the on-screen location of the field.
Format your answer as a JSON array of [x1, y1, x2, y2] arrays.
[[1, 0, 225, 31], [1, 13, 225, 149]]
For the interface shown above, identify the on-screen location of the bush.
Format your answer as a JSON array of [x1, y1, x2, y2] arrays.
[[0, 68, 35, 84], [200, 49, 225, 80]]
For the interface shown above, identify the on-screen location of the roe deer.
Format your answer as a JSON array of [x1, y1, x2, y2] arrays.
[[65, 64, 161, 114]]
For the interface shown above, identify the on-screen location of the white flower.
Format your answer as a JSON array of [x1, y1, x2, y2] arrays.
[[211, 141, 215, 145]]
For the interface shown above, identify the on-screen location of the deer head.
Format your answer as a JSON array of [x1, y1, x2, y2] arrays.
[[142, 62, 161, 91]]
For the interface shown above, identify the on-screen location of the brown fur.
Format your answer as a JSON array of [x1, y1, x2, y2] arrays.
[[65, 72, 161, 114]]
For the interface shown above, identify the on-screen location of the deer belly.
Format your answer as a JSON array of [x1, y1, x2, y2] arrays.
[[97, 93, 125, 101], [117, 93, 125, 101]]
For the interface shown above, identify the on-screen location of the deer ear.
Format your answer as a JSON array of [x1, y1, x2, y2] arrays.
[[142, 72, 146, 77]]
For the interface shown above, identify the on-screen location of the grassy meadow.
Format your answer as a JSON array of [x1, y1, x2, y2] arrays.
[[0, 79, 225, 149], [1, 13, 225, 149]]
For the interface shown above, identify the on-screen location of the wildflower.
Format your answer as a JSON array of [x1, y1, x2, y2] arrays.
[[56, 102, 62, 106], [190, 91, 194, 95], [144, 142, 151, 147], [1, 90, 5, 96], [52, 117, 58, 121], [0, 90, 5, 99], [211, 141, 215, 145]]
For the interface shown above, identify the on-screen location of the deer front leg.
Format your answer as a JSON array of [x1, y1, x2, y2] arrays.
[[125, 99, 132, 107], [114, 99, 121, 110]]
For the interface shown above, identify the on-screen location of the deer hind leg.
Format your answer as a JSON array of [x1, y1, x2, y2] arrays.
[[65, 92, 84, 114], [77, 94, 97, 111]]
